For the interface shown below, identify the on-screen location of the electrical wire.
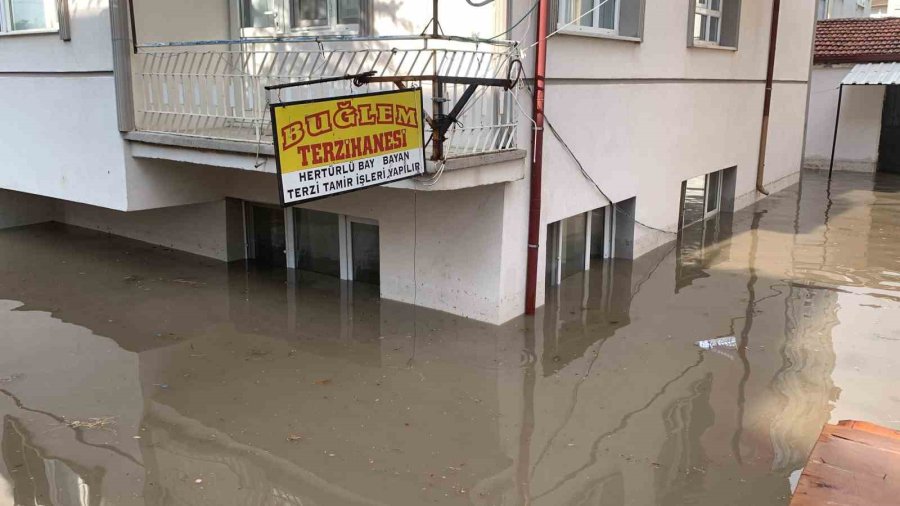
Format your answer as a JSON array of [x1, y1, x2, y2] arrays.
[[511, 67, 676, 236], [489, 0, 539, 40], [465, 0, 494, 6], [524, 0, 613, 50]]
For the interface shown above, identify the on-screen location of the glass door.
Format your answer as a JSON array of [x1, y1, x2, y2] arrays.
[[344, 217, 380, 285]]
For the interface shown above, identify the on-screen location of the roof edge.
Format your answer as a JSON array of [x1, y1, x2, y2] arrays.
[[814, 54, 900, 65]]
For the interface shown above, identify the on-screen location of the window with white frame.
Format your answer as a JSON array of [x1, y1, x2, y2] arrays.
[[239, 0, 367, 37], [693, 0, 722, 44], [546, 207, 614, 287], [0, 0, 58, 33], [556, 0, 644, 39], [688, 0, 740, 48]]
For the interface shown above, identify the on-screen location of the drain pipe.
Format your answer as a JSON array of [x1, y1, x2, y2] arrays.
[[524, 0, 549, 315], [756, 0, 782, 195]]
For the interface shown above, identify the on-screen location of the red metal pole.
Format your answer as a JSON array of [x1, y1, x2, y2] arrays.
[[524, 0, 549, 315]]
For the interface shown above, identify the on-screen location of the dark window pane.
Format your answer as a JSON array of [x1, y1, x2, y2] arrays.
[[351, 222, 380, 284], [295, 209, 341, 277], [292, 0, 328, 28], [590, 208, 606, 259], [546, 222, 561, 287], [561, 213, 586, 280], [598, 0, 616, 29], [241, 0, 275, 28], [337, 0, 361, 24], [252, 206, 286, 267], [709, 15, 719, 43], [707, 171, 721, 213]]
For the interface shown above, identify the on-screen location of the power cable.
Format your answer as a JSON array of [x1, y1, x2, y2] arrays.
[[512, 68, 676, 236], [489, 0, 539, 40], [524, 0, 613, 50], [465, 0, 494, 6]]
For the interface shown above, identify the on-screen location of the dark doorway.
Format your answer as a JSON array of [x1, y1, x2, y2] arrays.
[[879, 85, 900, 173], [251, 205, 286, 267], [350, 221, 380, 285]]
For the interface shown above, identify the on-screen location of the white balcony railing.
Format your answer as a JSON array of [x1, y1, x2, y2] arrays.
[[132, 37, 521, 159]]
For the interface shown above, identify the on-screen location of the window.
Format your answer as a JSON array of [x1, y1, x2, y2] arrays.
[[817, 0, 828, 19], [693, 0, 721, 44], [679, 169, 725, 230], [556, 0, 644, 39], [546, 207, 613, 287], [688, 0, 740, 48], [0, 0, 58, 33], [239, 0, 367, 37]]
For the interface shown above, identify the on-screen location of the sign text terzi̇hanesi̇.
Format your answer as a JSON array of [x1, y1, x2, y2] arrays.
[[270, 88, 426, 206]]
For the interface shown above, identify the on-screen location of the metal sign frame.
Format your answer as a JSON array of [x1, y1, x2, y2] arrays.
[[270, 87, 427, 207]]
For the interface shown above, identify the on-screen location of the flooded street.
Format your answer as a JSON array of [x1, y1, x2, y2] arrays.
[[1, 170, 899, 505]]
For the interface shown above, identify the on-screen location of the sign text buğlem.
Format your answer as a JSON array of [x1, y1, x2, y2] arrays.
[[271, 88, 426, 206]]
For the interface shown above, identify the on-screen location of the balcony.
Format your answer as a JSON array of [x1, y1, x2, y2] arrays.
[[130, 36, 522, 161]]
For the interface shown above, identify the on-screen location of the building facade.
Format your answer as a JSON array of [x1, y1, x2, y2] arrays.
[[818, 0, 871, 19], [0, 0, 816, 324], [804, 17, 900, 173]]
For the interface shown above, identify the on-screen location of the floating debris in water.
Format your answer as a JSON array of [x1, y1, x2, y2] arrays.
[[696, 336, 737, 350], [65, 416, 117, 431]]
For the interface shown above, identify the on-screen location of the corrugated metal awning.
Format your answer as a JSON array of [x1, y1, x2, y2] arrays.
[[842, 62, 900, 85]]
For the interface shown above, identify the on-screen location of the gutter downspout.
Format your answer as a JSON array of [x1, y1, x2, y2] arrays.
[[756, 0, 782, 196], [524, 0, 549, 315]]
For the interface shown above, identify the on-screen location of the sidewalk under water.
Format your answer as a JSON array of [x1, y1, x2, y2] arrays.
[[0, 170, 899, 505]]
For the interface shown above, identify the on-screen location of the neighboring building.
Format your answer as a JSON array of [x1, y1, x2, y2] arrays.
[[804, 17, 900, 173], [870, 0, 900, 16], [0, 0, 816, 324], [818, 0, 871, 19]]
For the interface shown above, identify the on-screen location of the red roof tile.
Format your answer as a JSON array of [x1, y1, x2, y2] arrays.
[[815, 17, 900, 64]]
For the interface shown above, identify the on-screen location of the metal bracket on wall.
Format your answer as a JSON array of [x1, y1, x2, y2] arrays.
[[355, 74, 514, 160]]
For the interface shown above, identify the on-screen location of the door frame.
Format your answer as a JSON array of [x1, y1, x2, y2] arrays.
[[340, 215, 378, 281]]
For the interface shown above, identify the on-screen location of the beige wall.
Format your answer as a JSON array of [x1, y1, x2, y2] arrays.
[[804, 65, 884, 172]]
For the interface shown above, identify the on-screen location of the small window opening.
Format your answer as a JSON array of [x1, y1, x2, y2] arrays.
[[680, 169, 724, 230]]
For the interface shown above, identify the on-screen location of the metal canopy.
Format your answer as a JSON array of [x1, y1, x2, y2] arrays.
[[841, 62, 900, 86], [828, 63, 900, 177]]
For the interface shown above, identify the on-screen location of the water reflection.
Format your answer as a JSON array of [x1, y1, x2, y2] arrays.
[[0, 170, 898, 505]]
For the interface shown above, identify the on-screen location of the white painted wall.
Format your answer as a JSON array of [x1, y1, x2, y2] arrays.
[[0, 0, 818, 323], [0, 0, 113, 72], [0, 74, 130, 208], [804, 65, 884, 172], [520, 0, 815, 305], [291, 183, 511, 324]]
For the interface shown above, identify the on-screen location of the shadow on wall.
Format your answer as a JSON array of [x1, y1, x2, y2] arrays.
[[374, 0, 416, 34]]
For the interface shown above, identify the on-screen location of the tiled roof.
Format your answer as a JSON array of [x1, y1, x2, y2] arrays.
[[815, 17, 900, 64]]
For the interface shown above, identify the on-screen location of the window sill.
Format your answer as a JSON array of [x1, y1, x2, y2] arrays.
[[555, 26, 641, 43], [690, 41, 737, 52], [0, 28, 59, 38]]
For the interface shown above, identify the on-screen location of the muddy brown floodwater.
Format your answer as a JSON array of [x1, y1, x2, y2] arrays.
[[1, 170, 900, 505]]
